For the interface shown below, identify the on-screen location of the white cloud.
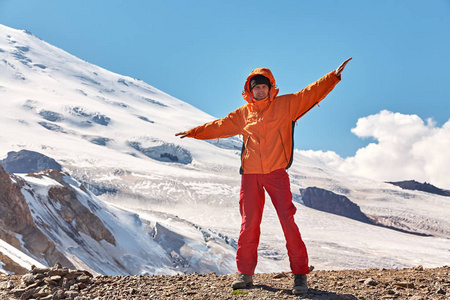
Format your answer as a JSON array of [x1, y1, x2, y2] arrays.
[[299, 110, 450, 190]]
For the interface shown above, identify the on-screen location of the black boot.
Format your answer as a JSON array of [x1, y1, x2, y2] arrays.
[[292, 274, 308, 295], [231, 273, 253, 289]]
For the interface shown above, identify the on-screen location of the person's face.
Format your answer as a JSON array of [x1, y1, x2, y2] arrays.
[[252, 84, 269, 101]]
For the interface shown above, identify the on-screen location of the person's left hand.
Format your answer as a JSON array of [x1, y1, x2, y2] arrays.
[[175, 131, 188, 138], [335, 57, 352, 77]]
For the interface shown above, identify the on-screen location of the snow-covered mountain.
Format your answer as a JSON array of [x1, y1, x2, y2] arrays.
[[1, 24, 449, 275]]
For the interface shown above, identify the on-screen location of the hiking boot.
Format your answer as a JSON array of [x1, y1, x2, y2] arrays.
[[292, 274, 308, 295], [231, 273, 253, 289]]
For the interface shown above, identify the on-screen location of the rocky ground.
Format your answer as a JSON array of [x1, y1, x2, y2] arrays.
[[0, 264, 448, 299]]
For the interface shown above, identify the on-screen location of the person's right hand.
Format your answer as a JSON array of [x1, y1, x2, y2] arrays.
[[335, 57, 352, 77]]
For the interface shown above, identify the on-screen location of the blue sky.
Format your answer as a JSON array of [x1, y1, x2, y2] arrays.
[[1, 0, 449, 158]]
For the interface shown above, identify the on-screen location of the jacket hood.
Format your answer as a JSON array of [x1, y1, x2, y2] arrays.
[[242, 68, 279, 103]]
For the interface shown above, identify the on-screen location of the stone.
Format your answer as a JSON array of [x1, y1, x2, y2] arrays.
[[19, 287, 36, 299], [21, 274, 35, 285], [76, 275, 91, 283], [11, 288, 26, 297], [273, 272, 288, 279], [64, 290, 79, 298], [6, 280, 14, 289], [394, 282, 415, 289], [49, 275, 62, 282], [413, 265, 424, 271], [364, 277, 378, 286]]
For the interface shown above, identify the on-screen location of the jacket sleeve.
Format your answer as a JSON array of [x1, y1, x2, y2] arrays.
[[186, 107, 244, 140], [289, 71, 341, 121]]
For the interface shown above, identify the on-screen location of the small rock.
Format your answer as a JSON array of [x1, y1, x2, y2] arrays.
[[52, 262, 62, 269], [19, 288, 36, 300], [76, 275, 91, 283], [22, 274, 35, 285], [26, 279, 43, 290], [385, 289, 395, 295], [64, 290, 79, 298], [31, 267, 50, 275], [53, 288, 65, 299], [273, 272, 288, 279], [48, 268, 69, 277], [11, 288, 26, 297], [393, 282, 415, 289], [364, 277, 378, 286], [436, 287, 446, 295], [413, 265, 424, 271], [44, 278, 58, 286], [50, 275, 62, 282], [6, 280, 14, 289], [35, 272, 47, 279]]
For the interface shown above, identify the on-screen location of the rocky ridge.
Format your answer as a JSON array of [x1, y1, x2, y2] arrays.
[[0, 265, 448, 299], [387, 180, 450, 197], [300, 187, 372, 224]]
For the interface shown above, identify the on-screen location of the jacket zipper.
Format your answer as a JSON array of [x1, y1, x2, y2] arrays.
[[278, 130, 289, 163], [240, 136, 251, 173]]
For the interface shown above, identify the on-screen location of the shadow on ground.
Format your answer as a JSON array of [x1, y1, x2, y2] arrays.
[[252, 284, 358, 299]]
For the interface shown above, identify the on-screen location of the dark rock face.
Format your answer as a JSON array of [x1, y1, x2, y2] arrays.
[[387, 180, 450, 197], [300, 187, 372, 224], [0, 150, 62, 173], [42, 170, 116, 246]]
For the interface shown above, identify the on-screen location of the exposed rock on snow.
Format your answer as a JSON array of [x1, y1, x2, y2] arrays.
[[128, 141, 192, 164], [67, 106, 111, 126], [387, 180, 450, 197], [38, 122, 68, 134], [82, 136, 111, 146], [38, 110, 64, 122], [0, 150, 62, 173], [300, 187, 372, 224]]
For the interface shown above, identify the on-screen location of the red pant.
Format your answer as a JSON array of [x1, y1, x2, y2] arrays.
[[236, 168, 309, 275]]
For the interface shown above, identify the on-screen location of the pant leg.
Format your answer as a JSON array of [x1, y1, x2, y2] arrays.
[[263, 169, 310, 275], [236, 173, 265, 275]]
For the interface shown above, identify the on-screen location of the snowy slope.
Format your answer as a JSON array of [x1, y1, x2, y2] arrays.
[[0, 238, 46, 274], [1, 24, 449, 274], [13, 170, 235, 275]]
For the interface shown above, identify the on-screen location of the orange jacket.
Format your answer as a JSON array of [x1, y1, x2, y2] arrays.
[[186, 68, 341, 174]]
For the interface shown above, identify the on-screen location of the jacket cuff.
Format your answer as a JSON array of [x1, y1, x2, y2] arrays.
[[185, 128, 196, 138]]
